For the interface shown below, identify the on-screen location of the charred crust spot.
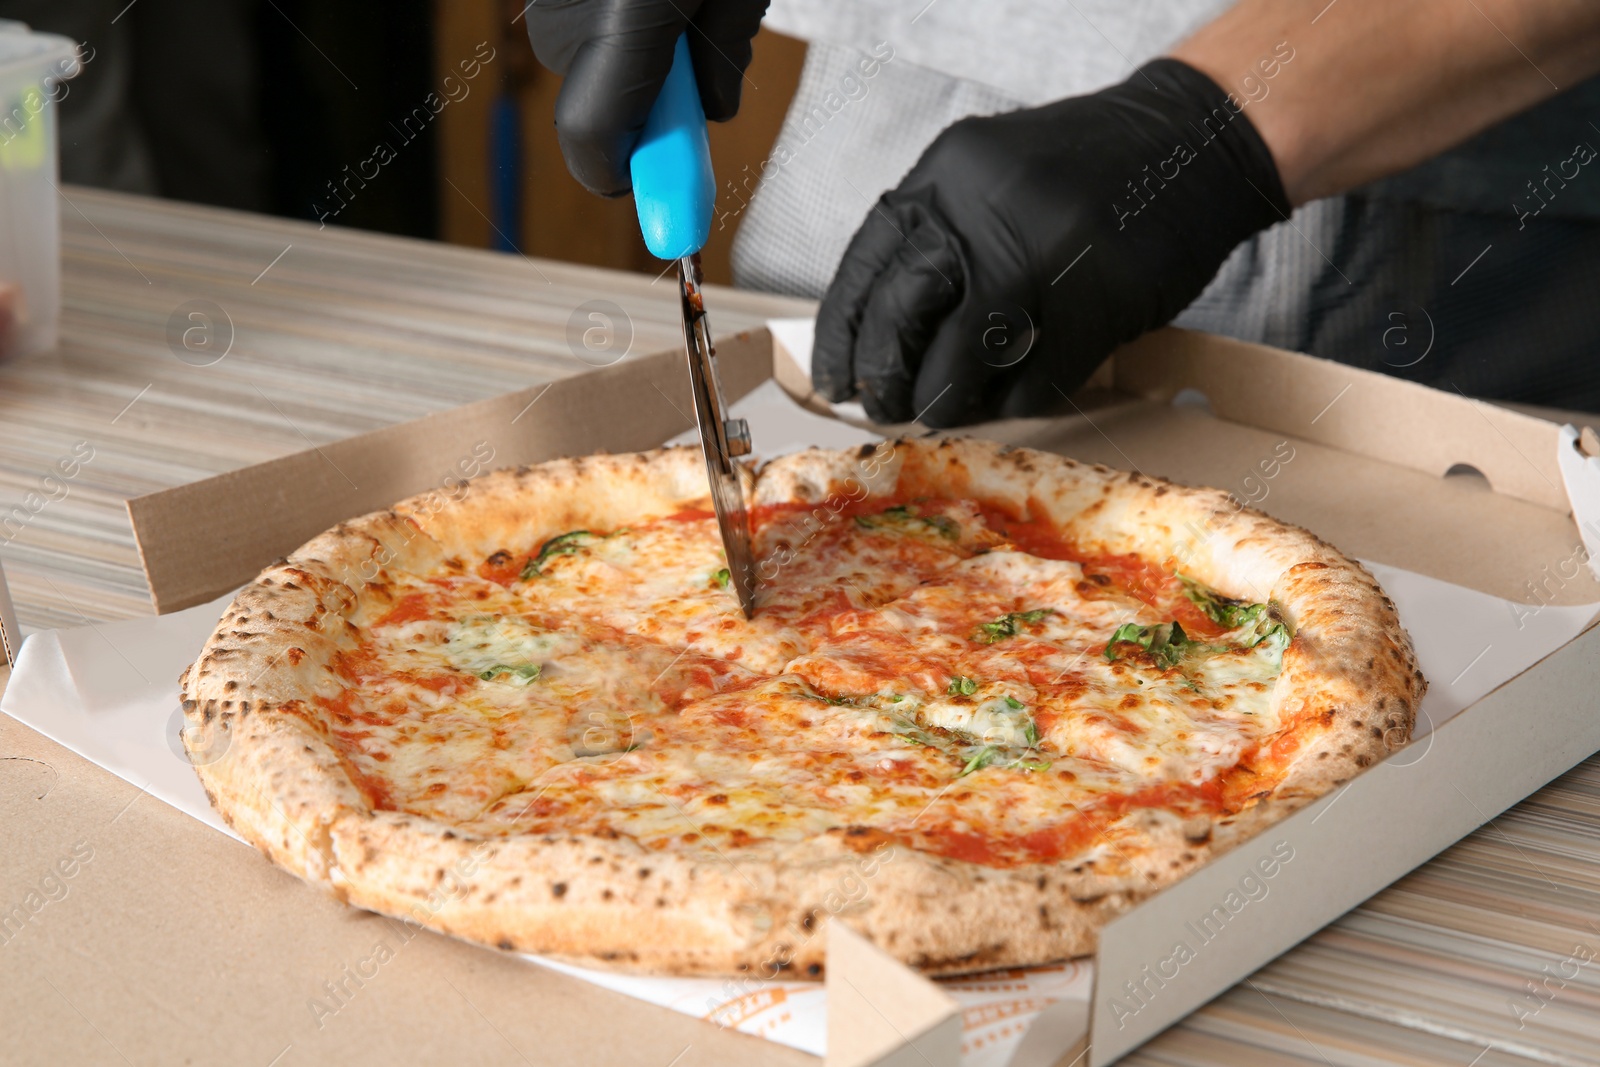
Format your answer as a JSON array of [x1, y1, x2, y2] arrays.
[[801, 910, 817, 932], [638, 867, 652, 879], [1354, 753, 1374, 768], [224, 680, 239, 692], [1370, 725, 1383, 739], [601, 888, 613, 901], [486, 549, 513, 567], [836, 825, 896, 853], [855, 443, 877, 459], [551, 882, 568, 899], [1071, 892, 1106, 905], [806, 963, 823, 977], [655, 897, 666, 908], [181, 699, 198, 712], [704, 794, 728, 806], [441, 830, 456, 840], [497, 938, 514, 951], [1154, 485, 1169, 496]]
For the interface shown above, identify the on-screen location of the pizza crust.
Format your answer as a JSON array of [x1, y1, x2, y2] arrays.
[[183, 438, 1422, 977]]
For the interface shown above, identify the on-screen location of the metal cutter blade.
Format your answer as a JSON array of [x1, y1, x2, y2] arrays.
[[677, 253, 756, 617]]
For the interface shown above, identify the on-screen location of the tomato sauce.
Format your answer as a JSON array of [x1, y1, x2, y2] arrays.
[[477, 550, 526, 586], [335, 753, 394, 809], [375, 592, 433, 626]]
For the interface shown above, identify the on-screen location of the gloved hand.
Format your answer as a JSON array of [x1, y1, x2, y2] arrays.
[[525, 0, 769, 196], [813, 59, 1290, 427]]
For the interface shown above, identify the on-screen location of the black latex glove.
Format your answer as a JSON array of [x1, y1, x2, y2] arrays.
[[813, 59, 1290, 427], [525, 0, 768, 196]]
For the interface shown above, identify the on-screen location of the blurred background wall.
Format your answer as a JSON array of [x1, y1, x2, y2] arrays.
[[0, 0, 805, 285]]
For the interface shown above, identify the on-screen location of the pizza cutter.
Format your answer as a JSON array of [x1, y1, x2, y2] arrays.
[[631, 33, 757, 617]]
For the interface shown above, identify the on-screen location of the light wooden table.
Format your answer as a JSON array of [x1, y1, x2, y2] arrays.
[[2, 187, 1596, 1066]]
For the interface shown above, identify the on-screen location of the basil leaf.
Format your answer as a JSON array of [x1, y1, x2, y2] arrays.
[[711, 567, 731, 588], [478, 663, 542, 682], [1178, 575, 1270, 630], [972, 608, 1055, 644], [890, 715, 939, 747], [1104, 620, 1194, 669], [1023, 717, 1039, 747], [1008, 758, 1053, 773], [947, 675, 979, 696], [855, 503, 961, 541], [521, 530, 595, 579], [957, 746, 998, 778]]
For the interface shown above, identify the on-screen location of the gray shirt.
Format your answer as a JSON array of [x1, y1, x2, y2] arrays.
[[733, 1, 1600, 302]]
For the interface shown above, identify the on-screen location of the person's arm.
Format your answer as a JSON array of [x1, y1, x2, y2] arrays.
[[813, 0, 1600, 427], [1171, 0, 1600, 204]]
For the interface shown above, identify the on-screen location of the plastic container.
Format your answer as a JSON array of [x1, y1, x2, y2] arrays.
[[0, 22, 82, 359]]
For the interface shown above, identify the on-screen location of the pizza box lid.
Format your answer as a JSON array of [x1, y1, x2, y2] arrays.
[[25, 323, 1600, 1066]]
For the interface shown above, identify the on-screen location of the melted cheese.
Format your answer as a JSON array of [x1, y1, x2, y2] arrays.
[[316, 498, 1292, 868]]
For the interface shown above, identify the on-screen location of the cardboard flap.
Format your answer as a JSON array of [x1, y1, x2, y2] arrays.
[[825, 923, 961, 1067], [1113, 328, 1571, 511], [127, 329, 774, 613]]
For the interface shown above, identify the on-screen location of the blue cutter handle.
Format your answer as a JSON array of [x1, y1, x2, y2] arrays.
[[631, 34, 715, 260]]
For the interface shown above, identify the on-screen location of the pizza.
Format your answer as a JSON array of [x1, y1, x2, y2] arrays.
[[180, 437, 1423, 977]]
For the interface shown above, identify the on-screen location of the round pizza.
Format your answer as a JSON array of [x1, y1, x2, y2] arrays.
[[181, 437, 1423, 977]]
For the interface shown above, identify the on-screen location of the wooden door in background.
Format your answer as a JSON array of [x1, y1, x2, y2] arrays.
[[434, 1, 806, 286]]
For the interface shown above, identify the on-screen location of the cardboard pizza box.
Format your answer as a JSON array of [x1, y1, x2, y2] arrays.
[[11, 325, 1600, 1066]]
